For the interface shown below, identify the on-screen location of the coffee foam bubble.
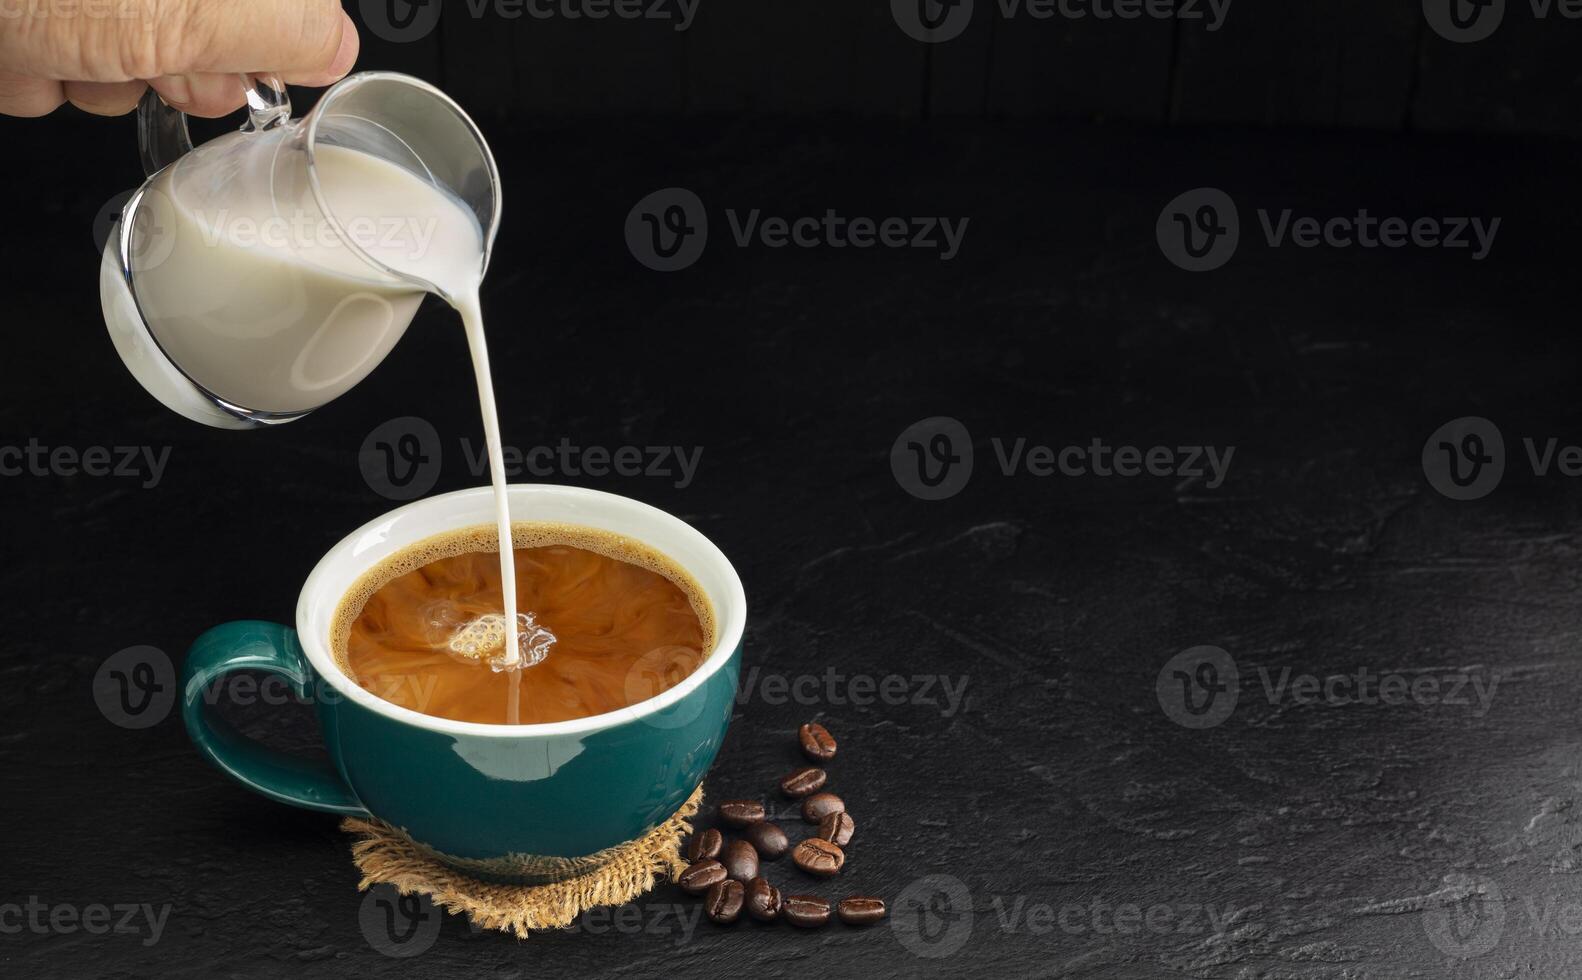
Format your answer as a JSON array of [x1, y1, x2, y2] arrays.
[[330, 521, 717, 676]]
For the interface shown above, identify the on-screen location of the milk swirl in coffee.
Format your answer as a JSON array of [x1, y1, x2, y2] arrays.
[[332, 522, 714, 725]]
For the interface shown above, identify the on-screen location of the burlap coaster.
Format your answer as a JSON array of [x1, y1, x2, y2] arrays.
[[341, 784, 703, 938]]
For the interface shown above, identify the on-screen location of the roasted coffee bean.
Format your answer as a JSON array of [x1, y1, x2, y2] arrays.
[[837, 897, 887, 925], [801, 791, 845, 823], [791, 837, 845, 876], [704, 879, 744, 924], [717, 799, 765, 827], [779, 766, 827, 798], [816, 811, 855, 847], [742, 820, 790, 860], [678, 859, 727, 894], [723, 839, 760, 881], [687, 828, 723, 862], [798, 722, 837, 761], [782, 894, 832, 928], [745, 876, 783, 921]]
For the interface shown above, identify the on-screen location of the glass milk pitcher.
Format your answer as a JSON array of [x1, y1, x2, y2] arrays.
[[100, 72, 500, 429]]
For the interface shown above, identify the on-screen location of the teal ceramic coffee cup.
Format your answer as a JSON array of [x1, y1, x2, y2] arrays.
[[180, 485, 745, 883]]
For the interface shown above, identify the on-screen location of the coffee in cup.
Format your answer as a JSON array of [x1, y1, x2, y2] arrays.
[[332, 522, 716, 725]]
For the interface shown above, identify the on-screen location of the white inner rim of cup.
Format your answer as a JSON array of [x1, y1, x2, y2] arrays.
[[296, 485, 746, 738]]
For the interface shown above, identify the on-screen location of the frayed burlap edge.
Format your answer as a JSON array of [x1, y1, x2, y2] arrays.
[[342, 784, 702, 938]]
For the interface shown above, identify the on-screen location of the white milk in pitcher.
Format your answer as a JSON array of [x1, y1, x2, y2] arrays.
[[135, 145, 527, 714]]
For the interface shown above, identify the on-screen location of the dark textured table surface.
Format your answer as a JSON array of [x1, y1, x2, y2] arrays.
[[4, 113, 1581, 979]]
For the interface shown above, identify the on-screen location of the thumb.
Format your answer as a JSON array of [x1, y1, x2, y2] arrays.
[[0, 0, 356, 82]]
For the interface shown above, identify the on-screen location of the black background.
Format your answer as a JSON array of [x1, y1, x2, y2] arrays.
[[6, 1, 1582, 977]]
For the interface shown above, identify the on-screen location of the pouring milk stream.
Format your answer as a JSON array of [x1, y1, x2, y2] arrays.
[[101, 73, 532, 717]]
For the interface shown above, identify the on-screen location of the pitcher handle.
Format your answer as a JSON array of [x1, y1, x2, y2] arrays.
[[239, 73, 292, 133], [136, 73, 291, 177]]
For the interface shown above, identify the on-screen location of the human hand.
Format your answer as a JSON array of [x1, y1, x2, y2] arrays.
[[0, 0, 359, 117]]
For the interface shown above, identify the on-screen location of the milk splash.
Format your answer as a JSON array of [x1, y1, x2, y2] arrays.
[[447, 612, 557, 669]]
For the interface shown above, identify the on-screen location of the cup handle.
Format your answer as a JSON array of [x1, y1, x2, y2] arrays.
[[181, 620, 366, 815]]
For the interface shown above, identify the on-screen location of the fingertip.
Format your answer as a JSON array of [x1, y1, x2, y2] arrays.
[[149, 76, 192, 109], [331, 10, 360, 79], [152, 74, 246, 118], [179, 95, 250, 119], [0, 74, 67, 118], [65, 80, 149, 117], [282, 11, 359, 88]]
